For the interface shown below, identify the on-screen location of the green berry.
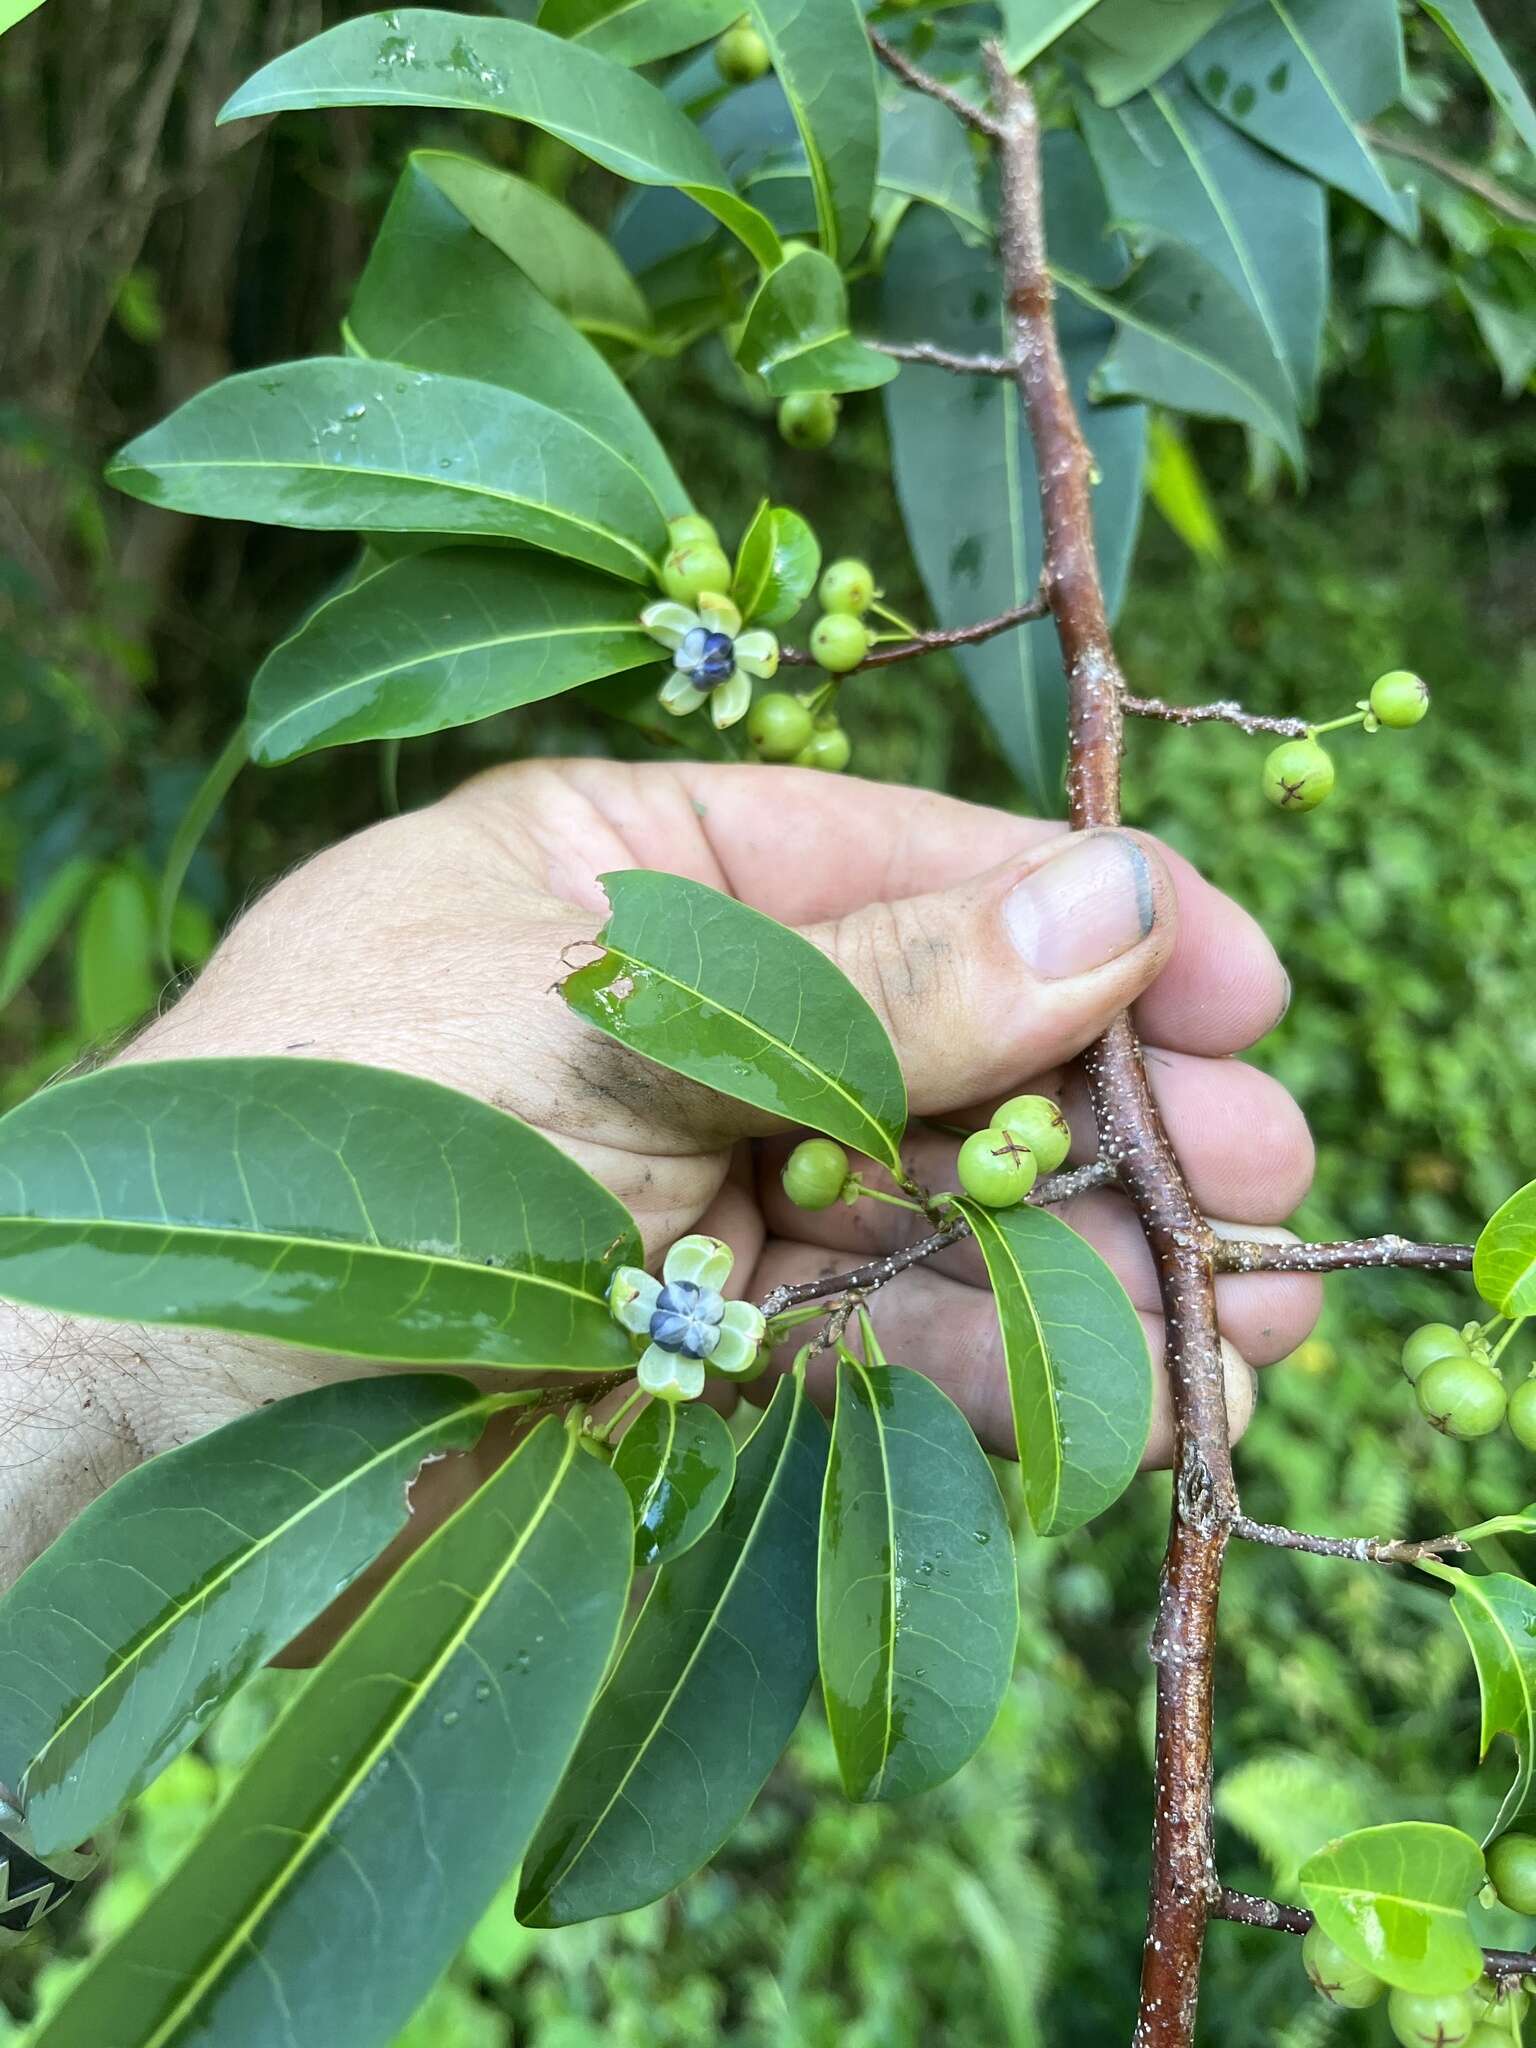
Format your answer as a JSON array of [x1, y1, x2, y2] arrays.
[[1487, 1831, 1536, 1915], [660, 542, 733, 605], [715, 20, 770, 81], [1369, 668, 1430, 728], [1509, 1377, 1536, 1452], [818, 558, 876, 616], [747, 692, 815, 762], [1262, 736, 1335, 813], [667, 513, 719, 549], [1401, 1322, 1474, 1386], [1416, 1352, 1508, 1439], [1301, 1926, 1383, 2009], [794, 726, 852, 773], [778, 391, 839, 450], [1388, 1988, 1476, 2047], [990, 1094, 1072, 1176], [809, 612, 869, 673], [957, 1127, 1039, 1208], [782, 1138, 851, 1210]]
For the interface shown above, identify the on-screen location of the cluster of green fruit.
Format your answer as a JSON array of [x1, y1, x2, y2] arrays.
[[714, 15, 770, 83], [746, 557, 878, 773], [1401, 1321, 1536, 1445], [954, 1094, 1073, 1208], [1303, 1923, 1524, 2043], [1262, 669, 1430, 814]]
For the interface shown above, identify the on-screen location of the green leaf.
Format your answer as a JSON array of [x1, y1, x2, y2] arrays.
[[875, 87, 988, 245], [416, 151, 653, 341], [732, 500, 822, 625], [737, 247, 896, 394], [0, 1057, 641, 1371], [613, 1396, 737, 1567], [957, 1199, 1152, 1536], [218, 11, 782, 269], [538, 0, 738, 66], [107, 358, 667, 585], [350, 155, 687, 518], [1145, 412, 1227, 560], [1433, 1567, 1536, 1839], [1059, 239, 1304, 464], [155, 723, 246, 969], [1186, 0, 1416, 237], [249, 549, 660, 763], [0, 855, 99, 1012], [1459, 276, 1536, 398], [1069, 0, 1233, 106], [880, 149, 1147, 811], [0, 1374, 502, 1856], [1417, 0, 1536, 156], [1298, 1822, 1486, 1996], [998, 0, 1098, 72], [1475, 1177, 1536, 1316], [738, 0, 877, 262], [519, 1372, 827, 1923], [561, 870, 908, 1172], [819, 1357, 1017, 1802], [30, 1419, 632, 2048], [74, 864, 156, 1042], [1075, 69, 1327, 414]]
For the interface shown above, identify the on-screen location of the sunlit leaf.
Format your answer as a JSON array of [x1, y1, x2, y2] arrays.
[[519, 1372, 827, 1923], [613, 1396, 737, 1566], [1431, 1566, 1536, 1839], [819, 1356, 1016, 1801], [74, 864, 156, 1042], [732, 500, 822, 625], [1145, 412, 1227, 560], [1475, 1177, 1536, 1316], [957, 1199, 1152, 1536], [218, 10, 782, 268], [562, 870, 908, 1171], [1298, 1822, 1485, 1996], [30, 1420, 632, 2048], [0, 1375, 503, 1856], [108, 358, 667, 585], [0, 1057, 641, 1370], [249, 549, 659, 762], [737, 247, 896, 394]]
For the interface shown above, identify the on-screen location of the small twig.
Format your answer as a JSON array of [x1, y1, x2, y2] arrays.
[[1122, 694, 1310, 739], [869, 27, 1002, 139], [1231, 1513, 1470, 1567], [779, 587, 1051, 669], [870, 339, 1015, 378], [1363, 124, 1536, 228], [1214, 1235, 1475, 1276], [1213, 1891, 1536, 1985]]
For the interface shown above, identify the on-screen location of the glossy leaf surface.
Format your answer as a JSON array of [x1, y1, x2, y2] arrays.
[[732, 500, 821, 625], [1187, 0, 1415, 236], [0, 1374, 499, 1856], [32, 1420, 632, 2048], [998, 0, 1097, 72], [520, 1373, 826, 1923], [562, 870, 908, 1172], [249, 549, 659, 762], [819, 1358, 1016, 1802], [1475, 1178, 1536, 1316], [350, 156, 686, 517], [880, 146, 1146, 810], [1068, 0, 1232, 105], [108, 358, 666, 584], [613, 1396, 737, 1567], [1298, 1822, 1485, 1995], [219, 11, 782, 268], [1436, 1566, 1536, 1838], [738, 0, 876, 262], [958, 1199, 1152, 1536], [737, 247, 896, 395], [1075, 69, 1327, 415], [75, 866, 156, 1042], [539, 0, 738, 66], [1419, 0, 1536, 154], [0, 1058, 640, 1370]]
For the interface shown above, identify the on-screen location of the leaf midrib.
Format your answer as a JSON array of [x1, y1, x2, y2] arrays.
[[850, 1358, 901, 1799]]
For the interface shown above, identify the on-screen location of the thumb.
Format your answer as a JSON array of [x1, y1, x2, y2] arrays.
[[801, 828, 1176, 1115]]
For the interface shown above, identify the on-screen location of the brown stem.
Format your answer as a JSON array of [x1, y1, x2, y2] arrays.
[[1231, 1514, 1470, 1566], [868, 27, 1001, 138], [1214, 1235, 1474, 1275], [984, 48, 1235, 2046], [778, 587, 1050, 670], [1362, 124, 1536, 227], [1213, 1891, 1536, 1985], [870, 339, 1014, 377], [1122, 694, 1310, 738]]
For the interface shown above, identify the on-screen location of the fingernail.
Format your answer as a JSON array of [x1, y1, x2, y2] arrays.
[[1003, 831, 1158, 979]]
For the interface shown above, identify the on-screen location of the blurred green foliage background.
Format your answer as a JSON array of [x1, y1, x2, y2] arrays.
[[4, 3, 1536, 2043]]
